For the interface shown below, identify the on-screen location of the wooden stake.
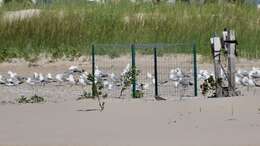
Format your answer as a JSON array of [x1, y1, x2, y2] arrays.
[[227, 30, 236, 96], [211, 37, 223, 97]]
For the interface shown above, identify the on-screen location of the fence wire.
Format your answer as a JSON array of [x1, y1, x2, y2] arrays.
[[156, 44, 195, 99], [93, 44, 132, 98], [92, 43, 197, 99]]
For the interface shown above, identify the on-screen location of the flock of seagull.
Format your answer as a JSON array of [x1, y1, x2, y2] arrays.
[[198, 67, 260, 89], [1, 64, 260, 93], [0, 64, 193, 91]]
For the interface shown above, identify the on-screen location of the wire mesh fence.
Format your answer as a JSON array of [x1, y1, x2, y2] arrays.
[[156, 44, 197, 99], [91, 44, 131, 98], [91, 43, 197, 100]]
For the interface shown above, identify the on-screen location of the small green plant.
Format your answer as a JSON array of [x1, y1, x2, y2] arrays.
[[16, 95, 45, 104], [77, 91, 93, 100], [200, 76, 222, 98], [135, 89, 144, 98], [120, 66, 143, 98], [16, 95, 30, 104], [78, 74, 106, 111], [30, 94, 45, 103]]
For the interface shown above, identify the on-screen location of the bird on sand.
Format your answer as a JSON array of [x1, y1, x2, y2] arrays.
[[0, 74, 6, 84]]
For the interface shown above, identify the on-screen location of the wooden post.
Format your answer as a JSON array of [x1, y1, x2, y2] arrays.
[[91, 44, 96, 97], [131, 44, 136, 98], [211, 36, 223, 97], [153, 47, 159, 98], [226, 30, 236, 96]]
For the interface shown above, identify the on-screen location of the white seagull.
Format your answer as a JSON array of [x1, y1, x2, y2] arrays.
[[0, 74, 6, 84], [67, 74, 76, 85]]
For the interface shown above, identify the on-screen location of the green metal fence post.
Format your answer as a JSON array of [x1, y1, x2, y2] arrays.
[[131, 44, 136, 98], [153, 47, 159, 98], [192, 43, 198, 97], [92, 44, 95, 97]]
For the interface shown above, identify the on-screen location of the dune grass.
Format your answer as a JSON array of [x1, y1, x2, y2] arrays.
[[0, 1, 260, 62]]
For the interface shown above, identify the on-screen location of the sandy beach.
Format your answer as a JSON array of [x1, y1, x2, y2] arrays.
[[0, 58, 260, 146], [0, 96, 260, 146]]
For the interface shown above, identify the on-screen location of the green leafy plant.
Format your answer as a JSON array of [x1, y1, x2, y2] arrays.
[[200, 76, 219, 98], [30, 94, 45, 103], [135, 89, 144, 98], [16, 94, 45, 104], [78, 74, 106, 111], [16, 95, 30, 104], [77, 91, 93, 100], [120, 66, 142, 98]]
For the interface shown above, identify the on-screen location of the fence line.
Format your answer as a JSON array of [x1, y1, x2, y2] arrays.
[[91, 43, 198, 99]]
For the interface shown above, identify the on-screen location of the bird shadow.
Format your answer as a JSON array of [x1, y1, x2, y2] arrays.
[[77, 108, 100, 112]]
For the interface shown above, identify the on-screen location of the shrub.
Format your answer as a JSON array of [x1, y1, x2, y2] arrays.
[[16, 94, 45, 104]]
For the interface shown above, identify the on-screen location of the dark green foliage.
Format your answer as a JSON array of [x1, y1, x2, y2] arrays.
[[77, 91, 93, 100], [120, 66, 143, 98], [200, 75, 218, 97], [135, 90, 144, 98], [78, 74, 105, 111], [16, 95, 30, 104], [16, 95, 45, 104], [30, 94, 45, 103], [87, 74, 105, 98]]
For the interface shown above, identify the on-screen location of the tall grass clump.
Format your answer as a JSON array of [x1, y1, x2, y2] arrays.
[[0, 1, 260, 62]]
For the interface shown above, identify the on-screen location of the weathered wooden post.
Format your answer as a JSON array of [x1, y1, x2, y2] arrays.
[[91, 44, 96, 97], [131, 44, 137, 98], [224, 29, 237, 96], [211, 35, 223, 97]]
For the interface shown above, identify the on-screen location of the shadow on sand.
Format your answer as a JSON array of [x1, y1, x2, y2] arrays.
[[77, 109, 100, 112]]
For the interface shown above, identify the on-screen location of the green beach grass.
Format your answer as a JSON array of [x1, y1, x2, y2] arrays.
[[0, 1, 260, 62]]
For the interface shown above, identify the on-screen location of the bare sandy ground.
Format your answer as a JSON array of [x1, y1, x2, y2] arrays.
[[1, 57, 260, 146], [0, 96, 260, 146]]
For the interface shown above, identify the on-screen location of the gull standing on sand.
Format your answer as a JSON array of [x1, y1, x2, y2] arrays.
[[249, 67, 260, 78], [169, 68, 183, 81], [55, 73, 65, 85], [26, 77, 36, 85], [33, 72, 39, 80], [39, 73, 47, 85], [67, 74, 76, 85], [198, 70, 210, 81], [110, 73, 121, 86], [6, 71, 23, 86], [147, 72, 155, 84], [68, 65, 84, 73], [95, 66, 108, 78], [121, 63, 130, 76], [0, 74, 6, 84], [79, 75, 87, 86], [241, 76, 260, 94]]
